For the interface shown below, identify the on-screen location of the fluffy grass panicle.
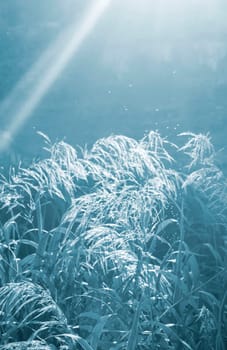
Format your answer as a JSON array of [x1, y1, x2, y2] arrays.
[[0, 131, 226, 349]]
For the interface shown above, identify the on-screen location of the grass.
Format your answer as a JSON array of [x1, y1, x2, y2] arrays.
[[0, 130, 226, 349]]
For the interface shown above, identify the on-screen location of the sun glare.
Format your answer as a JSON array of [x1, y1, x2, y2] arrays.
[[0, 0, 111, 152]]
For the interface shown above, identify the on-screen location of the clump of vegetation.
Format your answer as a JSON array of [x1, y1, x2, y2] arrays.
[[0, 131, 226, 349]]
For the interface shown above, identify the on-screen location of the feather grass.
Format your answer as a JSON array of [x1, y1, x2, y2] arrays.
[[0, 131, 226, 349]]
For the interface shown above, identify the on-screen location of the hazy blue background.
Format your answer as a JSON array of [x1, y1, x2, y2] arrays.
[[0, 0, 227, 166]]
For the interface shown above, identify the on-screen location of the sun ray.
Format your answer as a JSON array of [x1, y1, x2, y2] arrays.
[[0, 0, 111, 152]]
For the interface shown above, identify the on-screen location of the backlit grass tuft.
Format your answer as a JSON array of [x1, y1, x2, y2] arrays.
[[0, 131, 226, 349]]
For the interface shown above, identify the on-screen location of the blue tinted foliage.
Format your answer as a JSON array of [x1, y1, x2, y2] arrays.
[[0, 132, 226, 349]]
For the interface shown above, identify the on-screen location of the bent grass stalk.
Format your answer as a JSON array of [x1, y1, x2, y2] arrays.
[[0, 131, 226, 349]]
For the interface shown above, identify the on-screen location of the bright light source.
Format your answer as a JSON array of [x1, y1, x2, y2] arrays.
[[0, 0, 111, 152]]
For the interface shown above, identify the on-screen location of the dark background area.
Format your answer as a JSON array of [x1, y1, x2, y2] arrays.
[[0, 0, 226, 168]]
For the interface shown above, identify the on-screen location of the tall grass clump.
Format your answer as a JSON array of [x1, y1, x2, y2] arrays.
[[0, 130, 226, 349]]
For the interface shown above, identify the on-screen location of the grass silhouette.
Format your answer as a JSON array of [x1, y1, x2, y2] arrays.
[[0, 131, 226, 349]]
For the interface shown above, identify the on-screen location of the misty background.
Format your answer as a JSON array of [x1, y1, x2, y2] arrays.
[[0, 0, 227, 167]]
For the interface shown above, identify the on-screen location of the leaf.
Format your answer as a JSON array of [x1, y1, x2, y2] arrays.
[[127, 300, 142, 350], [37, 131, 51, 144], [58, 334, 94, 350], [90, 315, 111, 350], [203, 243, 222, 264], [199, 290, 219, 309], [157, 322, 193, 350], [156, 219, 178, 236]]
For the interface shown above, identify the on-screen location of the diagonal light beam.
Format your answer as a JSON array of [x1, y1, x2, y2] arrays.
[[0, 0, 111, 152]]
